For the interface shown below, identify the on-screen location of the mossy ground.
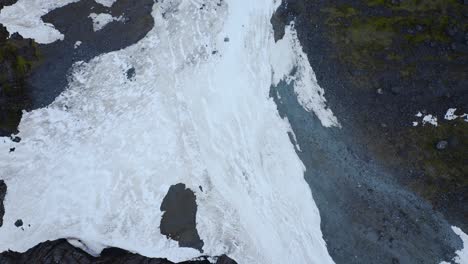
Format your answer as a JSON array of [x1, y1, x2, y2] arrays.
[[321, 0, 467, 80], [0, 29, 41, 136], [316, 0, 468, 224], [393, 120, 467, 201]]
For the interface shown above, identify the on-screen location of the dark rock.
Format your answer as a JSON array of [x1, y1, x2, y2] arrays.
[[126, 67, 136, 80], [448, 136, 459, 148], [446, 25, 458, 37], [14, 219, 22, 227], [0, 24, 37, 137], [0, 25, 9, 40], [0, 180, 6, 227], [224, 37, 229, 42], [390, 86, 403, 95], [215, 255, 237, 264], [9, 32, 22, 40], [160, 183, 204, 252], [451, 42, 468, 53], [0, 0, 17, 9], [0, 239, 235, 264]]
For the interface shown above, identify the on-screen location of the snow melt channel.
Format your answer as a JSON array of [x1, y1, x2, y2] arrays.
[[0, 0, 338, 263]]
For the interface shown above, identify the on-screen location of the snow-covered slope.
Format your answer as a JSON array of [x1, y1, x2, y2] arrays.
[[0, 0, 338, 263]]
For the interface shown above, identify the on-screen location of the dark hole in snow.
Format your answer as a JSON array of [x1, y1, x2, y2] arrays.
[[126, 67, 136, 80], [160, 183, 204, 252], [14, 219, 23, 227], [0, 180, 6, 227]]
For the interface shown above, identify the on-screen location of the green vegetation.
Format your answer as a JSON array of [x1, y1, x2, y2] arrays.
[[318, 0, 468, 206], [14, 56, 32, 77], [0, 33, 41, 135], [319, 0, 468, 75], [408, 120, 468, 198]]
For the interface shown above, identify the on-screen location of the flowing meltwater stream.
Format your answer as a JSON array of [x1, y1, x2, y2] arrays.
[[0, 0, 466, 263]]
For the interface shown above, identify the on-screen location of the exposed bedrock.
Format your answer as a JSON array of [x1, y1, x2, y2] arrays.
[[0, 180, 6, 227], [0, 24, 38, 136], [0, 239, 237, 264], [160, 183, 204, 252]]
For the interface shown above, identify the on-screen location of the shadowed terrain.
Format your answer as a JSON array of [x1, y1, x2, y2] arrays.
[[0, 239, 237, 264]]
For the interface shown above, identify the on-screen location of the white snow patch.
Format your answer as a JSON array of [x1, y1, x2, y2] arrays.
[[415, 112, 438, 127], [0, 0, 335, 263], [270, 24, 340, 128], [89, 13, 123, 32], [414, 108, 468, 127], [444, 108, 468, 122], [422, 114, 438, 126], [441, 226, 468, 264], [445, 108, 459, 120], [74, 41, 82, 49], [0, 0, 78, 43]]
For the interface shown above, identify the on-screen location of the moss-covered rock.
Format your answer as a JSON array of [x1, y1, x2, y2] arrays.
[[0, 26, 41, 136]]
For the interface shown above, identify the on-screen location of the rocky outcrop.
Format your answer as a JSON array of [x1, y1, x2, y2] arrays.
[[160, 184, 204, 252], [0, 25, 39, 136], [0, 239, 237, 264], [0, 180, 6, 227]]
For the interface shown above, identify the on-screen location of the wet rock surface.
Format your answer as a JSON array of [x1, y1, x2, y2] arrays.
[[272, 0, 467, 263], [160, 184, 204, 252], [0, 239, 237, 264]]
